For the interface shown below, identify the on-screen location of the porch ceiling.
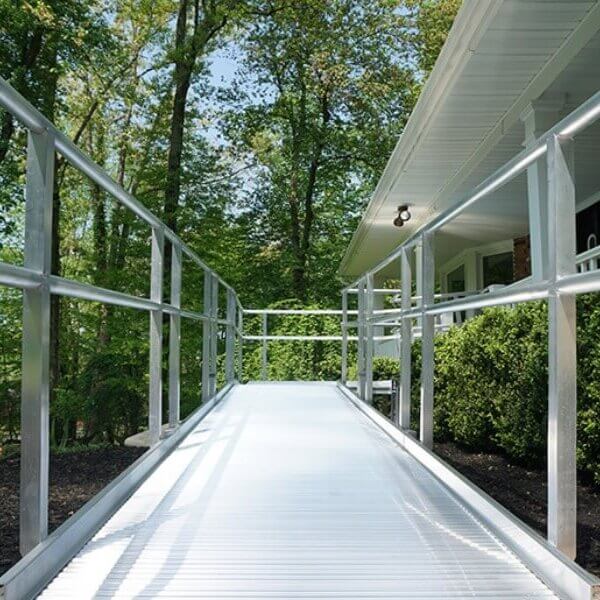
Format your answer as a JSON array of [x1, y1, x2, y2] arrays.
[[340, 0, 600, 281]]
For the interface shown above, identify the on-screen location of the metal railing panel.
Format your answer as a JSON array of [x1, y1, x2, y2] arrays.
[[343, 89, 600, 567], [0, 75, 241, 560]]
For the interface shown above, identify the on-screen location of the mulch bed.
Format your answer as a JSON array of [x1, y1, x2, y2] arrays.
[[1, 442, 598, 582], [0, 446, 145, 576], [435, 441, 600, 577]]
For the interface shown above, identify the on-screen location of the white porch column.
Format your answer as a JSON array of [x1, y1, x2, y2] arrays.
[[520, 96, 565, 281]]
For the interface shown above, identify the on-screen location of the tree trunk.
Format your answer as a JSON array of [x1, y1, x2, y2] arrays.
[[0, 28, 44, 163]]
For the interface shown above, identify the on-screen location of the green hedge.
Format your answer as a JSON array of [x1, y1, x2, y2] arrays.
[[358, 297, 600, 486]]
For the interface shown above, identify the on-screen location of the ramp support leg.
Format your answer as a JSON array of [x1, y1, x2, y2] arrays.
[[399, 246, 412, 429], [365, 273, 374, 404], [341, 291, 348, 385], [261, 313, 268, 380], [547, 134, 577, 559], [169, 244, 182, 429], [419, 233, 435, 449], [202, 271, 213, 403], [20, 129, 54, 555], [225, 289, 236, 383], [149, 226, 164, 445]]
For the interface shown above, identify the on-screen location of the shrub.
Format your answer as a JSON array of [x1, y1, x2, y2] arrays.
[[79, 349, 146, 444], [577, 294, 600, 485], [354, 298, 600, 485], [433, 303, 548, 462]]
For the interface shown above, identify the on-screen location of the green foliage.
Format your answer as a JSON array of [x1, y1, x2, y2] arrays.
[[576, 294, 600, 484], [378, 299, 599, 485], [404, 0, 462, 76], [79, 347, 147, 445], [0, 0, 458, 452], [433, 303, 548, 460], [223, 0, 421, 303]]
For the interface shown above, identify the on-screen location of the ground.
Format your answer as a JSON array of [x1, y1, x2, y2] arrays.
[[435, 441, 600, 577], [0, 443, 598, 579], [0, 446, 145, 577]]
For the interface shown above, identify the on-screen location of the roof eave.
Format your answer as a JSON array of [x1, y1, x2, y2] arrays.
[[339, 0, 503, 279]]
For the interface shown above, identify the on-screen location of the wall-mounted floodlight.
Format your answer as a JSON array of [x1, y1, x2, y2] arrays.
[[394, 204, 411, 228]]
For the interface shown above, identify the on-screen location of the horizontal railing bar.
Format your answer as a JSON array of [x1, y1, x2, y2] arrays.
[[344, 89, 600, 291], [413, 282, 549, 319], [179, 309, 207, 321], [346, 288, 402, 294], [575, 245, 600, 264], [0, 265, 236, 322], [0, 262, 43, 290], [243, 334, 397, 342], [50, 276, 159, 311], [367, 281, 549, 323], [244, 308, 358, 316], [557, 270, 600, 295], [0, 77, 46, 133], [244, 335, 347, 341]]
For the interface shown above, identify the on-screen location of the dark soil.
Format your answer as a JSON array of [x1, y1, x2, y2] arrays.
[[2, 443, 598, 581], [0, 446, 145, 576], [435, 441, 600, 577]]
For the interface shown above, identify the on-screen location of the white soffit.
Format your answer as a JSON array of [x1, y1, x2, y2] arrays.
[[340, 0, 600, 279]]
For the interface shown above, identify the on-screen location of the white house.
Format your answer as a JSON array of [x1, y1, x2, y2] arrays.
[[340, 0, 600, 298]]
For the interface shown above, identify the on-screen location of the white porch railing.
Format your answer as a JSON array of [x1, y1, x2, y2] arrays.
[[577, 244, 600, 272]]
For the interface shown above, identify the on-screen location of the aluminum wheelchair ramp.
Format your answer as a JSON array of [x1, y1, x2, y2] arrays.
[[39, 382, 554, 599]]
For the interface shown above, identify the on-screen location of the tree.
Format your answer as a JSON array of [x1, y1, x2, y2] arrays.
[[164, 0, 229, 236], [404, 0, 462, 76], [225, 1, 417, 302]]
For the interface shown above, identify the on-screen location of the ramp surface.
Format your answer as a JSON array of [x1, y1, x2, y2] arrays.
[[40, 382, 554, 598]]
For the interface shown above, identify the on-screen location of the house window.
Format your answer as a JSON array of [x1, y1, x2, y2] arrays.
[[482, 252, 513, 287], [446, 265, 465, 293], [577, 202, 600, 253]]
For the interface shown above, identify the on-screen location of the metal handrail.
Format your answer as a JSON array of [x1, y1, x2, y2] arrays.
[[343, 88, 600, 569], [0, 76, 243, 557]]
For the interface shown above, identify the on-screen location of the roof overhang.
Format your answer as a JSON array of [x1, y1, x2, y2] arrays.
[[340, 0, 600, 281]]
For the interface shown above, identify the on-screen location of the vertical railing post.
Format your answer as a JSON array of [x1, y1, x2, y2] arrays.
[[341, 291, 348, 385], [399, 247, 412, 429], [261, 312, 268, 380], [357, 280, 366, 401], [20, 128, 54, 555], [210, 274, 218, 397], [419, 232, 435, 448], [415, 243, 423, 328], [168, 244, 181, 430], [547, 133, 577, 559], [237, 306, 244, 382], [148, 226, 164, 446], [201, 270, 212, 403], [365, 273, 374, 404], [225, 289, 236, 383]]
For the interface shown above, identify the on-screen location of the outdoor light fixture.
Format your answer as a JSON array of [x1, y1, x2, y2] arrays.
[[394, 204, 411, 227]]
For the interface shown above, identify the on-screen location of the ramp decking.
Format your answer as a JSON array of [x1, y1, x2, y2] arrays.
[[39, 383, 554, 598]]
